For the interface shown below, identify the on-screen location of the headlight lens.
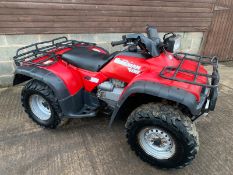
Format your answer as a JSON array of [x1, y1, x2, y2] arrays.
[[173, 35, 181, 52], [163, 33, 181, 53]]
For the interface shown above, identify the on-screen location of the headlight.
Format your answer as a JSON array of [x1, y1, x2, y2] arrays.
[[163, 33, 181, 53], [173, 35, 181, 52]]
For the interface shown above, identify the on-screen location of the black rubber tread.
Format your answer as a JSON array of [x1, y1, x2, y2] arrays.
[[21, 79, 62, 129], [125, 102, 199, 169]]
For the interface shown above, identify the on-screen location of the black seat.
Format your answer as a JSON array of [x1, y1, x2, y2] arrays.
[[61, 47, 112, 72]]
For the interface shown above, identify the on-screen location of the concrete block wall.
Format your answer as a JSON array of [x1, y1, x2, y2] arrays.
[[0, 32, 203, 87]]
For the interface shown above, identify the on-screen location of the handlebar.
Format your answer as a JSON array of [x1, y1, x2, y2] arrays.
[[111, 40, 126, 47], [110, 26, 161, 57]]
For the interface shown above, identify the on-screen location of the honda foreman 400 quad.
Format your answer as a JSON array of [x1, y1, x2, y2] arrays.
[[13, 26, 219, 169]]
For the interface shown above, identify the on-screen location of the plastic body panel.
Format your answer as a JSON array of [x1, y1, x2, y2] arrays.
[[36, 45, 109, 95], [14, 45, 210, 119], [14, 50, 207, 101], [101, 52, 207, 101]]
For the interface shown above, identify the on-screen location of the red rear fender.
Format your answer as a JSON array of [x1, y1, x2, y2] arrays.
[[41, 60, 83, 96]]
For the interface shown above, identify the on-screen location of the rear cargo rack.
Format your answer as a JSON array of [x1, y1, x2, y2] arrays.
[[160, 52, 219, 88], [13, 37, 95, 67]]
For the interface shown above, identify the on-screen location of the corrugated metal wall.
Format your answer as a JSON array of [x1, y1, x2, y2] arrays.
[[0, 0, 215, 34], [203, 0, 233, 61]]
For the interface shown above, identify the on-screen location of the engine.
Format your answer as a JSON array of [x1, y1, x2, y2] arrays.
[[97, 79, 126, 107]]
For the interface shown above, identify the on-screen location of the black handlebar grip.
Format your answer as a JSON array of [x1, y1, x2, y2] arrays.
[[111, 40, 125, 47], [146, 26, 159, 42]]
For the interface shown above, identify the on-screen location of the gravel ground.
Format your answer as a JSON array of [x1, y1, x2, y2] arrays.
[[0, 62, 233, 175]]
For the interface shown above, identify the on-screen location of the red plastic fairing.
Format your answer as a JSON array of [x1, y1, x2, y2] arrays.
[[32, 45, 108, 95], [39, 59, 83, 95], [100, 55, 150, 82], [74, 68, 107, 92], [39, 59, 108, 95], [146, 53, 207, 101], [101, 52, 207, 101], [30, 47, 80, 95], [34, 46, 207, 101]]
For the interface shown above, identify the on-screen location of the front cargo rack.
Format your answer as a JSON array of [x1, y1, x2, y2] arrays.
[[160, 52, 219, 88], [13, 37, 95, 67]]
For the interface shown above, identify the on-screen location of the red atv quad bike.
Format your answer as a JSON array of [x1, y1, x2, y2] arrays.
[[13, 26, 219, 169]]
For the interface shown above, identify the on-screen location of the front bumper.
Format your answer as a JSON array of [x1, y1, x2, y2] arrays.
[[192, 65, 220, 121], [209, 67, 219, 111], [160, 53, 220, 121]]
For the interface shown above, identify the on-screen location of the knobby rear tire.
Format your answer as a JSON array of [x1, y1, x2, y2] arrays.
[[21, 79, 62, 129]]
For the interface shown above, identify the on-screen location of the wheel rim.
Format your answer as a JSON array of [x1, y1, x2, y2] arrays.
[[138, 127, 176, 160], [29, 94, 51, 121]]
